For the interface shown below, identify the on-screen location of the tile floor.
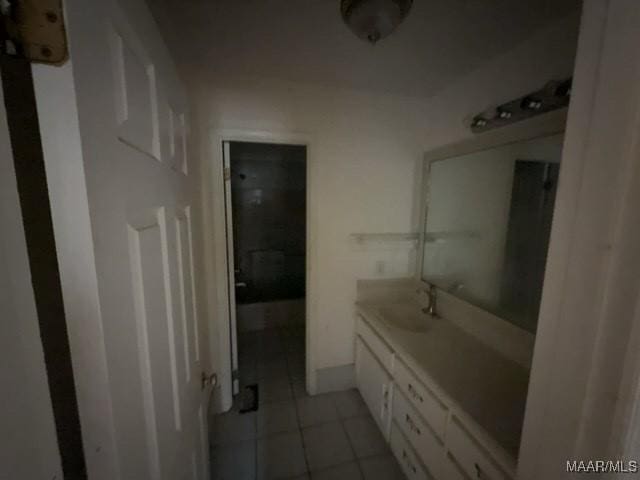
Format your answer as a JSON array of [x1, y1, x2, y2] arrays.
[[210, 325, 405, 480]]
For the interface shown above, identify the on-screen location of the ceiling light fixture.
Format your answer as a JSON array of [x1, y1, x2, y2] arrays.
[[341, 0, 413, 44]]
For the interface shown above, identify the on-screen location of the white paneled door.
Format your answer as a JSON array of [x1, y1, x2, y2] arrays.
[[33, 1, 209, 479]]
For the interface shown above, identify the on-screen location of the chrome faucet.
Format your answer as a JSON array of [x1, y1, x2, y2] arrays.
[[422, 284, 439, 317]]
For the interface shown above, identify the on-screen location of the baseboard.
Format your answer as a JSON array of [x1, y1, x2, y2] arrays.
[[315, 364, 355, 394]]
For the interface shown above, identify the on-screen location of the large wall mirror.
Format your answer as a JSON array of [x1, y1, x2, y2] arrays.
[[421, 133, 564, 333]]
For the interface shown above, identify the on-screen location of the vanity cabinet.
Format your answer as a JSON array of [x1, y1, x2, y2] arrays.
[[393, 388, 444, 478], [355, 313, 515, 480], [390, 423, 432, 480], [446, 419, 510, 480], [394, 359, 448, 439], [355, 337, 393, 438]]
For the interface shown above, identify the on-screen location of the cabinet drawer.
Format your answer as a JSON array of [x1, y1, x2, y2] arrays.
[[390, 423, 431, 480], [356, 315, 394, 372], [393, 388, 444, 478], [394, 359, 447, 439], [447, 419, 511, 480], [443, 454, 471, 480]]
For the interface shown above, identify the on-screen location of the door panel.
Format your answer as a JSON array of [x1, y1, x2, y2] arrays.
[[175, 206, 200, 367], [176, 210, 195, 383], [127, 208, 182, 478], [109, 23, 160, 158], [174, 113, 188, 174]]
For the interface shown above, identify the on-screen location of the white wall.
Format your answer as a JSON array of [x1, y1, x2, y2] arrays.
[[194, 10, 580, 386], [197, 82, 426, 379]]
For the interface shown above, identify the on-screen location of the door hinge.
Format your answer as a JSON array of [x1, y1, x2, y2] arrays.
[[1, 0, 68, 64], [223, 166, 231, 181]]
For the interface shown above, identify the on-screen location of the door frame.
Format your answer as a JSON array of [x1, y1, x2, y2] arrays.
[[1, 56, 74, 480], [207, 129, 317, 411], [518, 0, 640, 476], [221, 141, 239, 395]]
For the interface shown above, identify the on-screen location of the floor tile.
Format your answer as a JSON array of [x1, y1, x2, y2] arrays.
[[259, 377, 293, 404], [257, 431, 307, 480], [302, 421, 354, 471], [257, 400, 299, 437], [359, 455, 405, 480], [210, 409, 256, 446], [311, 462, 363, 480], [292, 379, 308, 398], [289, 365, 306, 383], [287, 351, 306, 369], [257, 358, 289, 381], [331, 389, 369, 419], [296, 394, 339, 427], [211, 326, 313, 477], [343, 416, 388, 459], [210, 439, 256, 480]]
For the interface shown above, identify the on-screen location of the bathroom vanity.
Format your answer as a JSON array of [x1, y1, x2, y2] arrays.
[[355, 297, 527, 480], [353, 127, 565, 479]]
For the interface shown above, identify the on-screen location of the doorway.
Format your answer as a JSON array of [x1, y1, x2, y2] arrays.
[[223, 141, 307, 407]]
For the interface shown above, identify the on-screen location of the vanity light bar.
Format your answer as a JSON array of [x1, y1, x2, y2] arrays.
[[470, 78, 572, 133]]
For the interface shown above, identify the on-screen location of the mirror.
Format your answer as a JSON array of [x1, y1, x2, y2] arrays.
[[421, 133, 563, 333]]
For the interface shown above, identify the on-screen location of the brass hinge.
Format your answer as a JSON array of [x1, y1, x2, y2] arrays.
[[1, 0, 68, 64], [223, 166, 231, 181]]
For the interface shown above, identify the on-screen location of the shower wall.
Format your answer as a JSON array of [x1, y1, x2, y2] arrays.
[[230, 142, 306, 305]]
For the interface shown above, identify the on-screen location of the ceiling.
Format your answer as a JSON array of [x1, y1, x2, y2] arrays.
[[148, 0, 581, 98]]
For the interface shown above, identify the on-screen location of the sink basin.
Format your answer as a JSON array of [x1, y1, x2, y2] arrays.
[[375, 303, 434, 332]]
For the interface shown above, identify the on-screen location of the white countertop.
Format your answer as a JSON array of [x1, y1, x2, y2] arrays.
[[356, 300, 530, 464]]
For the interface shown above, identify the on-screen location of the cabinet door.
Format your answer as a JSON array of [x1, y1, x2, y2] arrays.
[[355, 337, 392, 438]]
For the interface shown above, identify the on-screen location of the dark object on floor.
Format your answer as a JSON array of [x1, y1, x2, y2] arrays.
[[238, 384, 259, 413]]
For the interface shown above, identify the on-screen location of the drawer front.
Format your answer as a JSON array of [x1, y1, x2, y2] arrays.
[[393, 388, 444, 478], [443, 454, 471, 480], [447, 419, 511, 480], [394, 359, 448, 438], [356, 315, 394, 372], [390, 423, 431, 480]]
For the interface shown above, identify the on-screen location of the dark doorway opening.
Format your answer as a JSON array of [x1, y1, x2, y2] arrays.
[[224, 141, 307, 407]]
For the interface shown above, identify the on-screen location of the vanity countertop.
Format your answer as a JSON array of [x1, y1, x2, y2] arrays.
[[356, 300, 530, 465]]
